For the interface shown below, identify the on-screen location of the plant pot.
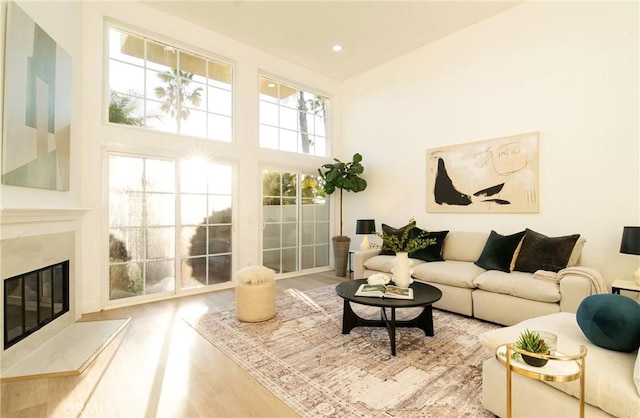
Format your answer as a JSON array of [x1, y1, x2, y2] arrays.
[[521, 353, 549, 367], [332, 238, 351, 277]]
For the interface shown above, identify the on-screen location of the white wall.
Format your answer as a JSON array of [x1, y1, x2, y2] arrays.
[[342, 1, 639, 285], [0, 0, 83, 208], [78, 2, 342, 312]]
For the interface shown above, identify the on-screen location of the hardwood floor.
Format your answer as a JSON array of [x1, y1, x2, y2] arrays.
[[1, 272, 345, 417]]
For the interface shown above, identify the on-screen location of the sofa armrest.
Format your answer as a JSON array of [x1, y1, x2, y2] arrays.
[[354, 249, 381, 279], [558, 267, 607, 313]]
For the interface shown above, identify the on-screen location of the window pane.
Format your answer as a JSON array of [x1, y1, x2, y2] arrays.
[[180, 51, 207, 81], [147, 194, 175, 225], [146, 40, 177, 72], [145, 260, 175, 294], [207, 114, 232, 142], [209, 87, 232, 116], [181, 79, 205, 111], [146, 159, 175, 192], [181, 195, 207, 224], [208, 61, 232, 88], [181, 226, 202, 257], [109, 191, 144, 227], [180, 109, 207, 137], [145, 100, 178, 133], [208, 164, 232, 194], [260, 125, 279, 149], [109, 28, 144, 66], [280, 129, 297, 152], [259, 101, 278, 126], [263, 224, 281, 249], [280, 106, 297, 131], [110, 60, 144, 96]]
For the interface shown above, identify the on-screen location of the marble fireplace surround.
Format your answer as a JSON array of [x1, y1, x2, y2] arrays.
[[0, 208, 84, 375]]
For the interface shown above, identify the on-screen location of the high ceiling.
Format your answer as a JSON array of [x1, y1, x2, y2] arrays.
[[142, 1, 521, 80]]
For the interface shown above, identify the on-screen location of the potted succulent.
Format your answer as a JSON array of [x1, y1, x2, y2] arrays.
[[513, 329, 550, 367], [318, 153, 367, 276]]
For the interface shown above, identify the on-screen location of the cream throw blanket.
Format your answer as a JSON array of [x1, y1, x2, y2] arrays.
[[533, 266, 607, 294]]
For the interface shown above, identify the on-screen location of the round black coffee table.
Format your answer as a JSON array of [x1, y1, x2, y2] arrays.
[[335, 279, 442, 356]]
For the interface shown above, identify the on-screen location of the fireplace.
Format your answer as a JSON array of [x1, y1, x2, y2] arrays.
[[4, 261, 70, 349], [1, 219, 78, 374]]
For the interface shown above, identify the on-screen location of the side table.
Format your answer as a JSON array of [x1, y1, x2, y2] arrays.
[[611, 279, 640, 295], [495, 344, 587, 418]]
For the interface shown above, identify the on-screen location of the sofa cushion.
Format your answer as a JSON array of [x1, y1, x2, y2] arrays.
[[576, 294, 640, 352], [363, 254, 425, 274], [441, 231, 489, 262], [378, 222, 414, 255], [479, 312, 640, 418], [409, 229, 449, 262], [475, 230, 526, 272], [513, 229, 580, 273], [412, 260, 485, 289], [473, 270, 561, 303]]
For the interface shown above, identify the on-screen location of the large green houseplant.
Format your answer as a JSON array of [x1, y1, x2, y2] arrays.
[[318, 153, 367, 276]]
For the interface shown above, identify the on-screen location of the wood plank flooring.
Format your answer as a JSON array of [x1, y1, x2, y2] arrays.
[[1, 272, 345, 417]]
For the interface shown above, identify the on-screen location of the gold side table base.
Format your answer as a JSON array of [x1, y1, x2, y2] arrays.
[[496, 344, 587, 418]]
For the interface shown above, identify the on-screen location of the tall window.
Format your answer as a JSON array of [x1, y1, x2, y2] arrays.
[[108, 154, 233, 301], [262, 170, 329, 273], [108, 27, 233, 142], [259, 77, 329, 156]]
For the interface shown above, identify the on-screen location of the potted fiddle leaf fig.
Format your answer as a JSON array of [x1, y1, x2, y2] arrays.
[[318, 153, 367, 276]]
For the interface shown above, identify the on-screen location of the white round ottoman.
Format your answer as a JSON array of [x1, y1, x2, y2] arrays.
[[234, 266, 276, 322]]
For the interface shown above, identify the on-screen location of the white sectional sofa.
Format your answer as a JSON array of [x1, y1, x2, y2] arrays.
[[354, 230, 606, 326], [479, 312, 640, 417]]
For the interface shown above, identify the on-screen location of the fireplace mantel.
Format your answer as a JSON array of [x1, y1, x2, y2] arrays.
[[0, 208, 90, 225]]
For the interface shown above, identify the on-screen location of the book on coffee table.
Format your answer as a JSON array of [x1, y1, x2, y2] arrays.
[[355, 284, 414, 300]]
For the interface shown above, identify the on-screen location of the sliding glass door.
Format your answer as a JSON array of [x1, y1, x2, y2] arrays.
[[261, 170, 329, 274]]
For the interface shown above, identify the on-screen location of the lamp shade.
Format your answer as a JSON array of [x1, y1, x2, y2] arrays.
[[620, 226, 640, 255], [356, 219, 376, 235]]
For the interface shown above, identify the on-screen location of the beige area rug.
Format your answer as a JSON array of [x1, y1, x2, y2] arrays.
[[185, 285, 500, 417]]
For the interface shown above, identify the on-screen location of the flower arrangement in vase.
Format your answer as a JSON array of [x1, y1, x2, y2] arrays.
[[374, 217, 436, 288]]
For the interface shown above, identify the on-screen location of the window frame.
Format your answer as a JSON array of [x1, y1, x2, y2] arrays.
[[105, 150, 238, 308], [105, 21, 236, 144], [258, 74, 332, 157]]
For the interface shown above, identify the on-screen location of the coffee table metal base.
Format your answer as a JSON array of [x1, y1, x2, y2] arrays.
[[341, 300, 435, 356]]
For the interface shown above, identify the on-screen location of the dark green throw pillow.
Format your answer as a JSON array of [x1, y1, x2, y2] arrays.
[[513, 228, 580, 273], [576, 294, 640, 352], [474, 230, 526, 272], [409, 229, 449, 262], [379, 222, 415, 255]]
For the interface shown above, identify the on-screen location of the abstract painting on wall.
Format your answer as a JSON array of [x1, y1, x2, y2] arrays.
[[2, 2, 71, 190], [426, 132, 539, 213]]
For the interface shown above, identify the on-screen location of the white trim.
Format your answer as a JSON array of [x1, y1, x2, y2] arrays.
[[0, 208, 90, 225]]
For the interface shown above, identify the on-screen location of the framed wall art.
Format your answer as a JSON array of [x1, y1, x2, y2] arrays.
[[2, 2, 71, 190], [426, 132, 539, 213]]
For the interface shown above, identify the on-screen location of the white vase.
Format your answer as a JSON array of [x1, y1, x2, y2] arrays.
[[391, 251, 413, 288]]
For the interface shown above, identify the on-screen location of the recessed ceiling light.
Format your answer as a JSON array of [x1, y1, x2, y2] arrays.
[[267, 83, 276, 88], [332, 44, 342, 52]]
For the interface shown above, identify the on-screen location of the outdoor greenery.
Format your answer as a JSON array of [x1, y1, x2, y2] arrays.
[[108, 91, 146, 126], [154, 69, 203, 121]]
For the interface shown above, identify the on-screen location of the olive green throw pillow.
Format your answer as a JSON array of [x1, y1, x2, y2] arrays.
[[513, 229, 580, 273], [475, 230, 526, 272]]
